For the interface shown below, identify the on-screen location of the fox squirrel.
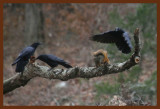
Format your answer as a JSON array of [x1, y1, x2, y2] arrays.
[[93, 49, 110, 67]]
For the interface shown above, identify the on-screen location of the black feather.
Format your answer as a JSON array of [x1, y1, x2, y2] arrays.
[[36, 54, 72, 69], [90, 27, 132, 54], [15, 59, 28, 72]]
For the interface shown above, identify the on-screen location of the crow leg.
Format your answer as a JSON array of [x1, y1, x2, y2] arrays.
[[30, 56, 36, 64], [20, 71, 23, 78]]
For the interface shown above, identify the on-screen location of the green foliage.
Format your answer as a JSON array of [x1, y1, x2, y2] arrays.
[[116, 66, 142, 84], [126, 66, 142, 83], [95, 82, 120, 97], [95, 4, 157, 105], [95, 70, 157, 105], [132, 70, 157, 96], [109, 3, 157, 57], [130, 70, 157, 105]]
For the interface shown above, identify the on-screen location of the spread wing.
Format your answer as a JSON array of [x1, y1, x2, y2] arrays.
[[90, 28, 132, 54], [123, 32, 132, 49], [89, 31, 121, 43], [115, 32, 132, 54]]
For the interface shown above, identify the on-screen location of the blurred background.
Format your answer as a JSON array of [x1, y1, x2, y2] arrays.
[[3, 3, 157, 106]]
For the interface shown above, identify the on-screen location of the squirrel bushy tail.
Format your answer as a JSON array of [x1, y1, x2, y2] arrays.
[[93, 49, 110, 67]]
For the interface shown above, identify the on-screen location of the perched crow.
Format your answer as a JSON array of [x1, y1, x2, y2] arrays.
[[12, 42, 41, 74], [36, 54, 72, 70], [90, 27, 132, 54]]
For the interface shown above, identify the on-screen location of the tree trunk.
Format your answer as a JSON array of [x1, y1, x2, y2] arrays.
[[25, 4, 44, 44]]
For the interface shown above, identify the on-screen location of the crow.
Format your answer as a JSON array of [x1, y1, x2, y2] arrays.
[[90, 27, 132, 54], [12, 42, 41, 75], [36, 54, 72, 70]]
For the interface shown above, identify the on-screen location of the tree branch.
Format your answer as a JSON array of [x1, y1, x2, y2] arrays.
[[3, 28, 141, 94]]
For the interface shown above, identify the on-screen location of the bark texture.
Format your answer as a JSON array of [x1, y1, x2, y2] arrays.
[[25, 4, 44, 44], [3, 28, 141, 94]]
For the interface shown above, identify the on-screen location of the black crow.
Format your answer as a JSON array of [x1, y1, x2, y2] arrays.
[[36, 54, 72, 70], [12, 42, 41, 74], [90, 27, 132, 54]]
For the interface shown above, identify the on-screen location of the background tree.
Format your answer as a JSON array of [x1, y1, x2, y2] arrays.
[[25, 4, 44, 44]]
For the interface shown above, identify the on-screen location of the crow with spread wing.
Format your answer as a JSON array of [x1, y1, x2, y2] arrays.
[[12, 42, 41, 75], [90, 27, 132, 54], [36, 54, 72, 71]]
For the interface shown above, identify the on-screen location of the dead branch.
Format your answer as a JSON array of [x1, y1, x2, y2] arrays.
[[3, 28, 141, 94]]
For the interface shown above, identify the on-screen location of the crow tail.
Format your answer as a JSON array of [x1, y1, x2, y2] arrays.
[[62, 62, 72, 68], [15, 60, 28, 72]]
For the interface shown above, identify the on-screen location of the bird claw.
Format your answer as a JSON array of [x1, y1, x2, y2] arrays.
[[31, 62, 37, 67], [29, 56, 36, 64], [20, 72, 23, 78]]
